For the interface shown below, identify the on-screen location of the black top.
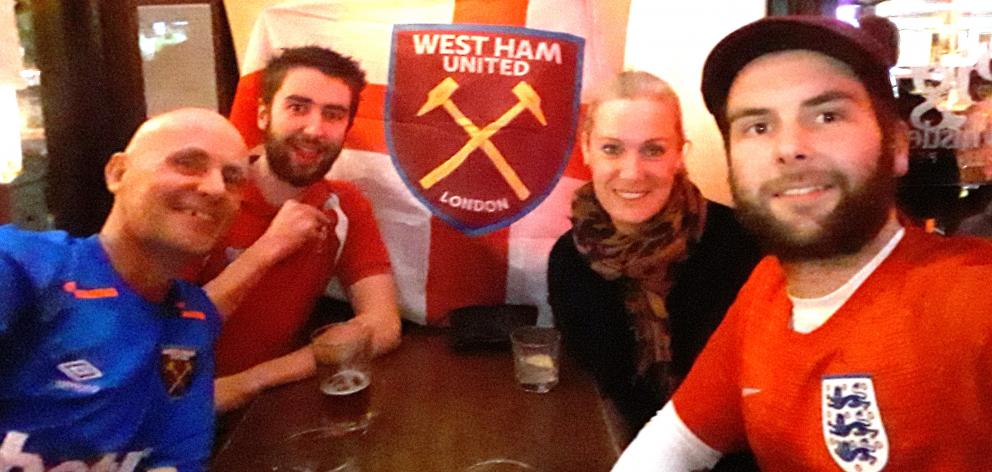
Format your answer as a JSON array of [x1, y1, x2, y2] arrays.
[[548, 201, 762, 435]]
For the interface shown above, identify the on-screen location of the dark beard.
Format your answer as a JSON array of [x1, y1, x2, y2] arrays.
[[730, 152, 896, 262], [264, 129, 342, 187]]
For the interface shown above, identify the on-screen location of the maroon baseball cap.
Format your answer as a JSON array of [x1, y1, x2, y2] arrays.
[[701, 15, 897, 129]]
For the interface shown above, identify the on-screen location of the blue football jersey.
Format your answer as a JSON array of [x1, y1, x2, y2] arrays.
[[0, 226, 220, 471]]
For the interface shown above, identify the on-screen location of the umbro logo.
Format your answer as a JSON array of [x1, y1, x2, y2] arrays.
[[57, 359, 103, 382]]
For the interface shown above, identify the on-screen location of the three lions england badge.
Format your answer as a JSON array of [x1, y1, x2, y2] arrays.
[[822, 375, 889, 471]]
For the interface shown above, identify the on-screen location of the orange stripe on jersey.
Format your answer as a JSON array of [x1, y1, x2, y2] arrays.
[[181, 310, 207, 320], [63, 281, 119, 299], [73, 288, 120, 299]]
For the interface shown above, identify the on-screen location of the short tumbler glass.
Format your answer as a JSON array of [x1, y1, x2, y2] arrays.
[[510, 326, 561, 393]]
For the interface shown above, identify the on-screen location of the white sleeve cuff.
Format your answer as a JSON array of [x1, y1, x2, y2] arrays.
[[611, 401, 722, 471]]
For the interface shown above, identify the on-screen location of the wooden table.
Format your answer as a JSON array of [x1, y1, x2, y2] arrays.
[[212, 327, 623, 471]]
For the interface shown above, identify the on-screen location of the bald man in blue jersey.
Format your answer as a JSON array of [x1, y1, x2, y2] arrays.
[[0, 108, 248, 471]]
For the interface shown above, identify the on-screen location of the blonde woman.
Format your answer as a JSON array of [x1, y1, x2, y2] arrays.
[[547, 71, 759, 470]]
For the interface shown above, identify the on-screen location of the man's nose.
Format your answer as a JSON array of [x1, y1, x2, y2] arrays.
[[775, 122, 812, 164], [302, 110, 326, 138], [198, 168, 227, 196]]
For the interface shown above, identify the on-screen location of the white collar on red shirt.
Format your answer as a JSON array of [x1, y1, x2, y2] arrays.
[[788, 226, 905, 334]]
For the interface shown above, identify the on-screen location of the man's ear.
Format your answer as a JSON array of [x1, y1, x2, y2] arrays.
[[257, 99, 270, 131], [104, 152, 128, 194], [890, 120, 910, 177]]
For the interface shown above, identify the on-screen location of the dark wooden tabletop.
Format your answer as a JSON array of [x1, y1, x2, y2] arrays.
[[212, 327, 623, 471]]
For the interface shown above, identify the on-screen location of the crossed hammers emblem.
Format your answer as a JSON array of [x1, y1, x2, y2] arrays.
[[416, 77, 547, 201]]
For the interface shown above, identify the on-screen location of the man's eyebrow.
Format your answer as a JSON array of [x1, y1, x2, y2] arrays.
[[802, 90, 858, 108], [286, 95, 348, 113], [169, 147, 210, 161], [726, 90, 861, 125], [320, 103, 349, 113], [727, 107, 771, 126], [284, 95, 314, 105]]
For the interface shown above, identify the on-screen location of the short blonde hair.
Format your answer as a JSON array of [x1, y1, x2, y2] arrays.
[[581, 70, 685, 143]]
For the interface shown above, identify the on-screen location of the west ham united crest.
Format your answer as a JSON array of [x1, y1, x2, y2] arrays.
[[160, 347, 197, 397], [386, 24, 583, 235], [822, 375, 889, 471]]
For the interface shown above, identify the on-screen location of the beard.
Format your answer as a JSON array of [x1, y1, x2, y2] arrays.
[[264, 128, 343, 187], [730, 149, 897, 262]]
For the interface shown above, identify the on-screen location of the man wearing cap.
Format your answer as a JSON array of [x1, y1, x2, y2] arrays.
[[613, 16, 992, 471]]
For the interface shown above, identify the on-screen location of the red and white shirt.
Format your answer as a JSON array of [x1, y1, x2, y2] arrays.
[[201, 179, 391, 377]]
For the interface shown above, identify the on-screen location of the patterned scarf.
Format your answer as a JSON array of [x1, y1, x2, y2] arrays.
[[571, 171, 705, 399]]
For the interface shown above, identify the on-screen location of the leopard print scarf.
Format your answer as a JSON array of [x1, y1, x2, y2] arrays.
[[571, 171, 705, 399]]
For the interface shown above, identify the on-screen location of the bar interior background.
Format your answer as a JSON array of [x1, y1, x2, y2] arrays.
[[4, 0, 991, 234]]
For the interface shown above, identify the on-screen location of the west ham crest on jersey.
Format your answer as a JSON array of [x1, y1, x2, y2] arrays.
[[822, 375, 889, 471], [386, 24, 583, 235], [160, 347, 197, 397]]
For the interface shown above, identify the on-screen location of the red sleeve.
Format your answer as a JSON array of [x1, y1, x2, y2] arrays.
[[331, 181, 392, 288], [671, 279, 750, 453]]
